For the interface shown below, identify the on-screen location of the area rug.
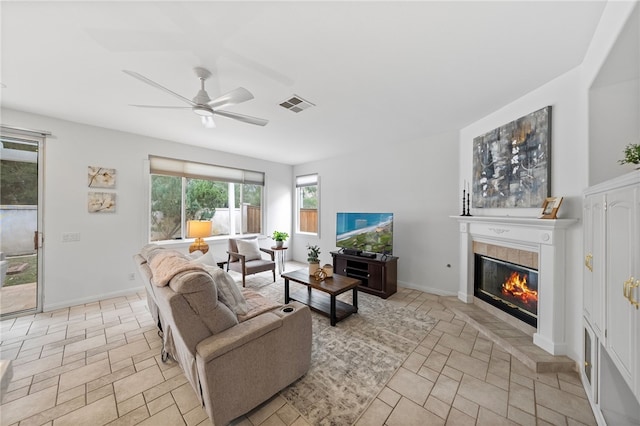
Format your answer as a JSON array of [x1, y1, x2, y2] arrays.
[[244, 275, 436, 425]]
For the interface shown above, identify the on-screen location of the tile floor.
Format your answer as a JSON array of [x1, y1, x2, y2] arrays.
[[0, 265, 596, 426], [0, 282, 37, 315]]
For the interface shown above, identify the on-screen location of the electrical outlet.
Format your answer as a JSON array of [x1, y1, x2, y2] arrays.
[[62, 232, 81, 242], [128, 273, 136, 281]]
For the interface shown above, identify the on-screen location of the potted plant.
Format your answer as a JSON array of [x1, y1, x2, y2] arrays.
[[271, 231, 289, 248], [618, 143, 640, 168], [307, 244, 321, 276]]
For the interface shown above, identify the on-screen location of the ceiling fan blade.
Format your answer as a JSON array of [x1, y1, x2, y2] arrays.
[[201, 116, 216, 128], [207, 87, 254, 109], [214, 110, 269, 126], [123, 70, 196, 106], [129, 104, 192, 109]]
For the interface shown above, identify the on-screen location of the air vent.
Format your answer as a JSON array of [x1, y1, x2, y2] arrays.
[[279, 95, 315, 113]]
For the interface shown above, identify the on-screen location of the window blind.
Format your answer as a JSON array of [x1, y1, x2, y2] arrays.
[[149, 155, 264, 185], [296, 173, 318, 188]]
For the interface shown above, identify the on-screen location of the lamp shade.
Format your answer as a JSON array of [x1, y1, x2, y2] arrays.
[[187, 220, 212, 238]]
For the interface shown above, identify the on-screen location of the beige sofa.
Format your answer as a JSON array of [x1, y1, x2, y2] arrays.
[[133, 245, 312, 426]]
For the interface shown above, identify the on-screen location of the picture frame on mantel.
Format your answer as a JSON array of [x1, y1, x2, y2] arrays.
[[540, 196, 563, 219]]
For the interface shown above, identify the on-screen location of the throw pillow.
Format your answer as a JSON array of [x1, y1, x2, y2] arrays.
[[235, 238, 262, 261], [204, 265, 249, 315], [190, 251, 220, 269]]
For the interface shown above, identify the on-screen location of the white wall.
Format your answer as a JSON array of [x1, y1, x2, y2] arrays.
[[292, 131, 460, 296], [588, 3, 639, 186], [1, 108, 292, 310], [458, 1, 638, 363]]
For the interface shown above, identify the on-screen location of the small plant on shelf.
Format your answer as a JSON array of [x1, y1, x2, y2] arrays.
[[271, 231, 289, 247], [618, 143, 640, 167]]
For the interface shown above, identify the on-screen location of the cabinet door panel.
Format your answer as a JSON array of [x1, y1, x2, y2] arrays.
[[366, 263, 383, 291], [334, 257, 348, 276], [584, 195, 606, 337], [605, 187, 637, 391], [583, 322, 598, 403]]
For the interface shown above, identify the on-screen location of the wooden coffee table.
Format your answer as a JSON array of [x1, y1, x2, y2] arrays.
[[282, 269, 359, 326]]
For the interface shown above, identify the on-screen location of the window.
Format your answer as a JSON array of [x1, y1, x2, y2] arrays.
[[296, 173, 318, 234], [149, 156, 264, 242]]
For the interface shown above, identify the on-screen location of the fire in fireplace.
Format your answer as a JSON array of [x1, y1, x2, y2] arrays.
[[474, 254, 538, 327]]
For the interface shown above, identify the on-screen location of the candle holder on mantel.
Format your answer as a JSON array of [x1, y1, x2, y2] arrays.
[[461, 187, 472, 216]]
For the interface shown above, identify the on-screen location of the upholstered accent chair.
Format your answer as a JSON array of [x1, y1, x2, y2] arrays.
[[227, 238, 276, 287]]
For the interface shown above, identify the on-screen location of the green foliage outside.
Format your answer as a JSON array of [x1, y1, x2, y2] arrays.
[[186, 179, 227, 220], [150, 175, 182, 240], [301, 186, 317, 208], [151, 176, 230, 240], [1, 140, 38, 205], [3, 255, 37, 287], [150, 175, 262, 241], [236, 183, 261, 207]]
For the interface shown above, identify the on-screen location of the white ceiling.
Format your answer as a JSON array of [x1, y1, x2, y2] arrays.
[[1, 1, 606, 165]]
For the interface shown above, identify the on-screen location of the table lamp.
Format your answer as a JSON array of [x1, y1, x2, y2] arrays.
[[187, 220, 212, 254]]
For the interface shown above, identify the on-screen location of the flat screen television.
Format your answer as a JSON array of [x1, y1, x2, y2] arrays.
[[336, 212, 394, 255]]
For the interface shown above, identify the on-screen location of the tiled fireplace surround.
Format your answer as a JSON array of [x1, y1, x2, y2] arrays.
[[455, 216, 577, 357], [472, 241, 539, 327]]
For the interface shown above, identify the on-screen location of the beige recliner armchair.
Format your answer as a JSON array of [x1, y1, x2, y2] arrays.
[[227, 238, 276, 287]]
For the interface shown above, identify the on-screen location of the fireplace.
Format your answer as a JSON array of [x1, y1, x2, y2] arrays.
[[474, 254, 538, 327], [454, 215, 577, 355]]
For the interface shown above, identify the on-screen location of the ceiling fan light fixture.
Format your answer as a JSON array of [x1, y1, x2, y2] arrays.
[[192, 105, 214, 117], [125, 68, 267, 126], [201, 116, 216, 128]]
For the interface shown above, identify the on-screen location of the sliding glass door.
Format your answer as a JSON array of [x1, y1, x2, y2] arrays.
[[0, 129, 44, 317]]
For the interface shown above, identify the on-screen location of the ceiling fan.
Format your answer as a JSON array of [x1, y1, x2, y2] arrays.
[[123, 67, 268, 128]]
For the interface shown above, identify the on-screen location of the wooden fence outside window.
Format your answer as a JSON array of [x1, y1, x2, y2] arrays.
[[299, 208, 318, 233]]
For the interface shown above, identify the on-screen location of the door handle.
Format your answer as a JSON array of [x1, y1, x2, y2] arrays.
[[33, 231, 43, 250], [584, 254, 593, 272], [623, 277, 640, 309]]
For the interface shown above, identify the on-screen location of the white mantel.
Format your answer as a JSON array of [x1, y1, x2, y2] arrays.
[[452, 216, 578, 356]]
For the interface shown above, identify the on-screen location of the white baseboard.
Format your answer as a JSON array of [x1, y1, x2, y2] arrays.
[[43, 286, 145, 312], [398, 280, 457, 297]]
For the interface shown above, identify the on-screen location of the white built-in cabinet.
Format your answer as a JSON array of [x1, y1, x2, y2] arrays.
[[583, 170, 640, 424]]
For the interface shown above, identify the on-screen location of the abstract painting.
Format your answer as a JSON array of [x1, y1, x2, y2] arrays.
[[472, 106, 551, 208]]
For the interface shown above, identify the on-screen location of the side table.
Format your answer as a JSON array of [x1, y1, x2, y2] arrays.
[[271, 246, 288, 275]]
